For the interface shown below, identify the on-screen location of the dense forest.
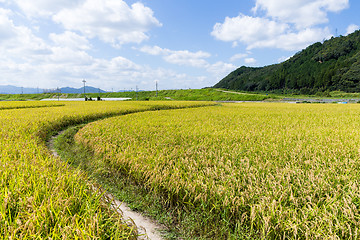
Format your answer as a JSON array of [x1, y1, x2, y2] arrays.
[[214, 30, 360, 94]]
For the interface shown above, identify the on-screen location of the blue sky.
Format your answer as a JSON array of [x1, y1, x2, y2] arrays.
[[0, 0, 358, 91]]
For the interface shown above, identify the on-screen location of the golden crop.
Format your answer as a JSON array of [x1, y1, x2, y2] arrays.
[[0, 101, 214, 239], [0, 101, 64, 110], [76, 103, 360, 239]]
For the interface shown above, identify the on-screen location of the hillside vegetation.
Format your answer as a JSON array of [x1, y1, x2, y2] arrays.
[[214, 30, 360, 94]]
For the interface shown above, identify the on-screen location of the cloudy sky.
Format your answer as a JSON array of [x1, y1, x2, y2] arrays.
[[0, 0, 358, 91]]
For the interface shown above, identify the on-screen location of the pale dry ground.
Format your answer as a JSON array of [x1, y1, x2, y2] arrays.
[[110, 195, 165, 240], [215, 89, 258, 95]]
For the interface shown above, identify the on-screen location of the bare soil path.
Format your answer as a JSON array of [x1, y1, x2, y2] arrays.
[[47, 132, 165, 240]]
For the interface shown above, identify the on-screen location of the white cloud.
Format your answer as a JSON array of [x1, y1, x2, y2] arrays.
[[230, 53, 248, 62], [277, 56, 291, 63], [12, 0, 162, 47], [164, 50, 210, 68], [232, 41, 239, 48], [139, 45, 211, 68], [212, 14, 332, 51], [138, 45, 166, 55], [52, 0, 161, 47], [244, 58, 257, 64], [346, 24, 359, 35], [164, 56, 206, 68], [212, 15, 288, 44], [211, 0, 340, 51], [0, 8, 188, 90], [0, 8, 50, 60], [206, 61, 237, 79], [139, 45, 236, 80], [0, 8, 17, 42], [47, 47, 92, 65], [274, 27, 331, 50], [0, 8, 216, 91], [252, 0, 349, 28], [0, 9, 210, 90], [49, 31, 91, 50], [247, 27, 331, 51], [13, 0, 83, 18]]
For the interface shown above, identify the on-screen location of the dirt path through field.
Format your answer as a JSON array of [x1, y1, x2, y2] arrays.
[[47, 133, 165, 240], [215, 89, 260, 95]]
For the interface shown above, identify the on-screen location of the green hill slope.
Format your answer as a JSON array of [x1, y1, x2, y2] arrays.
[[214, 30, 360, 93]]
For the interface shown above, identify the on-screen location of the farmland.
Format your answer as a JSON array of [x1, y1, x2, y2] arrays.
[[74, 103, 360, 239], [0, 101, 215, 239], [3, 100, 360, 239]]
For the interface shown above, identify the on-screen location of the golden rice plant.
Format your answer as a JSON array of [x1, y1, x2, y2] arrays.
[[76, 103, 360, 239], [0, 101, 213, 239], [0, 101, 64, 110]]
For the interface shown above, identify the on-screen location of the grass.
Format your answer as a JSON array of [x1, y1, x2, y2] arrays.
[[96, 88, 271, 101], [0, 93, 56, 101], [3, 89, 360, 102], [74, 103, 360, 239], [1, 88, 273, 101], [265, 90, 360, 99]]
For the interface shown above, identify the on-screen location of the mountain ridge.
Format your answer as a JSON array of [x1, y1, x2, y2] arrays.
[[214, 30, 360, 94], [0, 85, 106, 94]]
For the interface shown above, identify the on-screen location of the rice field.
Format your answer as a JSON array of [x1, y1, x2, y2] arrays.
[[0, 101, 64, 110], [75, 103, 360, 239], [0, 101, 214, 239]]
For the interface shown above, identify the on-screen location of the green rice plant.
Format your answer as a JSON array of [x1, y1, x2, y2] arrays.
[[76, 103, 360, 239]]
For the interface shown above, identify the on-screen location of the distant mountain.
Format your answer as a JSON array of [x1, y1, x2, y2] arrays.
[[60, 86, 106, 94], [214, 30, 360, 93], [0, 85, 41, 94], [0, 85, 106, 94]]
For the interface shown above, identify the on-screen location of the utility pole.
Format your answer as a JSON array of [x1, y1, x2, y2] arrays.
[[82, 79, 86, 101], [156, 81, 158, 97], [136, 85, 138, 101]]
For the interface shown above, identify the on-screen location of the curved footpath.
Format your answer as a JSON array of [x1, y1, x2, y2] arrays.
[[47, 131, 165, 240]]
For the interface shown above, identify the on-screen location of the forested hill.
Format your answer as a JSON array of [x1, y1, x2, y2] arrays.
[[214, 30, 360, 93]]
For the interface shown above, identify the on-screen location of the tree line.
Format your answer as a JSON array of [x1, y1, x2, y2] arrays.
[[214, 30, 360, 94]]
